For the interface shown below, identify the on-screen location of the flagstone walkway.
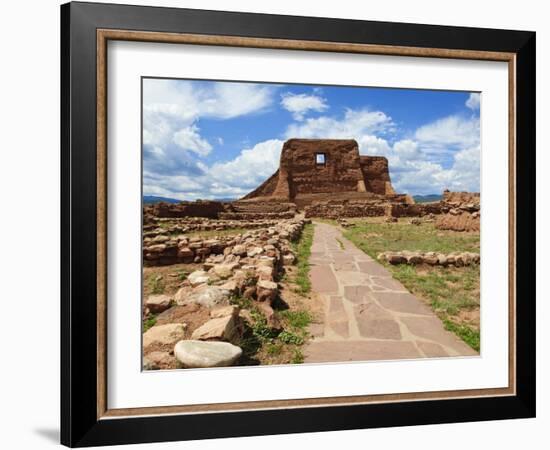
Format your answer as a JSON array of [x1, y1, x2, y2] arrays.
[[304, 222, 478, 363]]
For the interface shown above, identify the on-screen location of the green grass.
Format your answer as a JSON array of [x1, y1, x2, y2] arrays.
[[443, 318, 480, 352], [291, 223, 314, 295], [279, 310, 312, 330], [265, 342, 284, 356], [230, 294, 312, 365], [343, 221, 479, 259], [143, 314, 157, 332], [148, 275, 165, 294], [343, 220, 480, 351], [278, 330, 305, 345], [176, 270, 187, 282], [290, 349, 304, 364]]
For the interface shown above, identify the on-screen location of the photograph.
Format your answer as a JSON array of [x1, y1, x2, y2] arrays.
[[55, 1, 536, 446], [141, 78, 481, 370]]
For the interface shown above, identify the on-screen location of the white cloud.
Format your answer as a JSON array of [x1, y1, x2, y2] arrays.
[[415, 114, 480, 149], [285, 108, 394, 139], [143, 79, 275, 121], [357, 135, 392, 155], [209, 139, 283, 189], [391, 139, 420, 159], [280, 92, 328, 121], [143, 139, 284, 201], [173, 125, 212, 156], [142, 79, 277, 177], [466, 93, 481, 110], [200, 83, 275, 119]]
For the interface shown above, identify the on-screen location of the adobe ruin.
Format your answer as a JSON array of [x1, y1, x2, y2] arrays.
[[241, 139, 402, 207]]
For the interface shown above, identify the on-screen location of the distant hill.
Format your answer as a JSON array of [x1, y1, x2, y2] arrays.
[[413, 194, 443, 203], [143, 195, 237, 204], [143, 195, 181, 204]]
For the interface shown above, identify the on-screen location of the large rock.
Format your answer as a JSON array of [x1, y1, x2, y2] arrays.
[[247, 246, 264, 257], [256, 265, 274, 281], [187, 270, 210, 287], [183, 285, 229, 308], [386, 253, 407, 265], [282, 253, 296, 265], [177, 246, 194, 262], [191, 315, 241, 342], [232, 244, 247, 256], [143, 323, 186, 348], [212, 263, 238, 279], [256, 279, 278, 303], [145, 294, 172, 313], [174, 340, 243, 368], [218, 279, 237, 294], [210, 305, 240, 319], [173, 286, 192, 305], [256, 256, 276, 268]]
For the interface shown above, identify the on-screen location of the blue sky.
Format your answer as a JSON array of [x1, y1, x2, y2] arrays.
[[143, 78, 480, 199]]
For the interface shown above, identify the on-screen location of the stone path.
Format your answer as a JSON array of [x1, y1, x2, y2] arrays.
[[304, 222, 477, 363]]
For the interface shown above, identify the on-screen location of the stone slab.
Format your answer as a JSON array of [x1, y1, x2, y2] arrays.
[[357, 261, 393, 277], [309, 265, 339, 293], [371, 292, 433, 316], [401, 316, 478, 356], [304, 340, 422, 363], [417, 341, 451, 357], [343, 285, 371, 304], [354, 303, 401, 339], [370, 276, 407, 292]]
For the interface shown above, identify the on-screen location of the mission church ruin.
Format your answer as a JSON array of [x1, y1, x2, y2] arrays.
[[242, 138, 399, 207]]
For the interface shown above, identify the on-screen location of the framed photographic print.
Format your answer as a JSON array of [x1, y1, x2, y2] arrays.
[[60, 1, 536, 447]]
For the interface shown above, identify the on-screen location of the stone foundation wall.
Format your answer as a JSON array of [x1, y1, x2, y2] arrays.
[[143, 218, 309, 266], [435, 191, 480, 232], [304, 201, 387, 218], [145, 200, 225, 219], [435, 211, 480, 232], [219, 211, 296, 220], [144, 219, 280, 237], [390, 202, 445, 217], [378, 250, 480, 266], [304, 200, 444, 219]]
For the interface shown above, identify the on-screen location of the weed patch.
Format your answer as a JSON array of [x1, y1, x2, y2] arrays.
[[291, 223, 314, 295]]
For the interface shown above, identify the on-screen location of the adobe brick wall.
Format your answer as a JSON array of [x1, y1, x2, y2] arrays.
[[144, 200, 225, 219], [242, 138, 397, 206]]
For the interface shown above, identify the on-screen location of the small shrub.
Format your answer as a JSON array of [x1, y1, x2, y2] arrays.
[[280, 310, 312, 330], [143, 315, 157, 332], [291, 224, 314, 295], [290, 349, 304, 364], [250, 311, 278, 341], [176, 271, 187, 282], [278, 330, 304, 345], [265, 342, 284, 356], [149, 275, 165, 294]]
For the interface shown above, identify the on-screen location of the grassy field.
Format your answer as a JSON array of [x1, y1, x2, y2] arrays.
[[343, 219, 480, 351]]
